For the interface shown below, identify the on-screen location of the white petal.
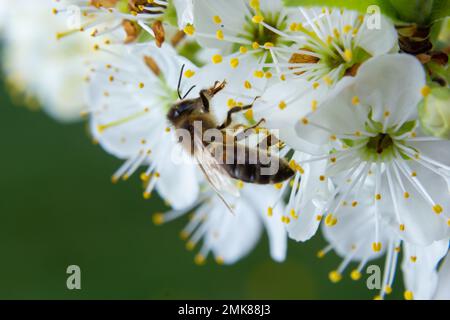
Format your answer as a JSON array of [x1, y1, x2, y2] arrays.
[[358, 16, 397, 56], [402, 239, 449, 300], [193, 0, 248, 50], [434, 253, 450, 300], [173, 0, 194, 28], [355, 54, 426, 128], [244, 185, 287, 262], [287, 155, 330, 242]]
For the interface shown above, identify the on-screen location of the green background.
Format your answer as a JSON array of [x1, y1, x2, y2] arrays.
[[0, 80, 403, 300]]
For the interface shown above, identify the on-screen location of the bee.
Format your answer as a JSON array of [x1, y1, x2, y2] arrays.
[[167, 66, 295, 208]]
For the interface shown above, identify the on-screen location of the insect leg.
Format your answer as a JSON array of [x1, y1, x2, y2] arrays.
[[217, 96, 259, 130], [256, 133, 281, 151]]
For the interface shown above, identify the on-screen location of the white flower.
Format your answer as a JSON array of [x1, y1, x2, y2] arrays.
[[319, 182, 449, 300], [87, 43, 201, 209], [275, 7, 397, 85], [191, 2, 396, 90], [275, 54, 450, 246], [1, 0, 98, 122], [56, 0, 192, 45], [153, 184, 287, 264], [191, 0, 290, 89]]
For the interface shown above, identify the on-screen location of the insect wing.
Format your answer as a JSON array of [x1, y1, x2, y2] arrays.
[[193, 135, 240, 198]]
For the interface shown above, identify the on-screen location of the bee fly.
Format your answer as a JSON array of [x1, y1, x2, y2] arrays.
[[167, 66, 295, 208]]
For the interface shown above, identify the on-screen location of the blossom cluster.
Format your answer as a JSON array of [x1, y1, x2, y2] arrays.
[[1, 0, 449, 300]]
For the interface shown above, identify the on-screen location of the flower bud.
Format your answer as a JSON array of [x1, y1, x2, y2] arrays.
[[419, 87, 450, 139]]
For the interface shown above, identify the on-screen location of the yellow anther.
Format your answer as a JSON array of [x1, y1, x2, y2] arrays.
[[375, 194, 382, 201], [323, 75, 333, 86], [317, 250, 325, 258], [350, 270, 361, 281], [183, 24, 195, 35], [326, 35, 333, 44], [290, 209, 298, 218], [433, 204, 443, 215], [267, 207, 273, 217], [227, 99, 236, 108], [399, 224, 405, 231], [194, 254, 206, 266], [343, 25, 352, 34], [281, 216, 291, 224], [296, 164, 305, 174], [333, 28, 340, 38], [385, 285, 393, 295], [111, 176, 119, 184], [184, 69, 195, 78], [311, 100, 318, 111], [325, 214, 338, 227], [139, 82, 145, 89], [230, 58, 239, 68], [215, 256, 225, 265], [373, 295, 382, 300], [140, 172, 149, 182], [249, 0, 260, 9], [404, 192, 410, 199], [289, 23, 298, 31], [313, 82, 320, 89], [179, 230, 189, 240], [352, 96, 360, 105], [316, 214, 323, 221], [252, 42, 260, 49], [280, 74, 286, 81], [301, 117, 309, 125], [319, 175, 326, 181], [395, 246, 401, 253], [329, 270, 342, 283], [278, 101, 287, 110], [384, 111, 390, 117], [152, 213, 164, 226], [265, 72, 272, 79], [252, 15, 264, 24], [352, 201, 358, 207], [421, 85, 431, 97], [404, 291, 414, 300], [213, 15, 222, 24], [274, 183, 283, 190], [244, 80, 252, 89], [447, 219, 450, 227], [410, 256, 417, 263], [372, 242, 382, 252], [253, 70, 264, 78], [330, 135, 337, 141], [216, 29, 224, 40], [239, 46, 248, 54], [264, 42, 274, 48], [236, 180, 244, 189], [344, 49, 353, 62], [211, 54, 223, 64], [143, 191, 152, 200], [244, 109, 253, 121], [186, 241, 195, 251]]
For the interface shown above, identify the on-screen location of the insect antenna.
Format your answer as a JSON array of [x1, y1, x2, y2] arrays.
[[177, 64, 185, 100], [182, 85, 197, 99]]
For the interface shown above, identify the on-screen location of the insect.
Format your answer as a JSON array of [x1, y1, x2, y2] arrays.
[[167, 66, 295, 208]]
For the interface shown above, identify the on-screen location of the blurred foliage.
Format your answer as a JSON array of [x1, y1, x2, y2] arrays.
[[0, 81, 403, 300]]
